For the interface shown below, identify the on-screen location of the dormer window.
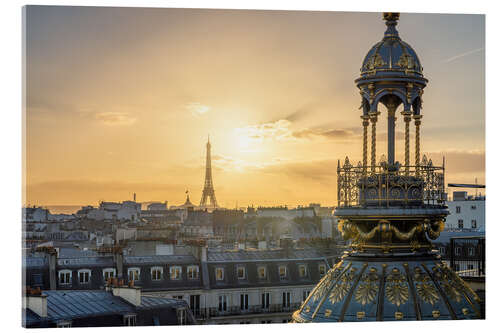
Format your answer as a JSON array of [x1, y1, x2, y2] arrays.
[[187, 265, 199, 279], [103, 268, 116, 281], [128, 267, 140, 281], [151, 266, 163, 281], [58, 269, 72, 285], [216, 267, 224, 281], [78, 269, 91, 284], [170, 266, 182, 280], [298, 264, 307, 278], [237, 266, 246, 279], [279, 265, 287, 280], [258, 266, 267, 279]]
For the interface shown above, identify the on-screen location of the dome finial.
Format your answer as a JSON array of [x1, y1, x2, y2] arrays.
[[382, 12, 400, 38], [383, 12, 400, 22]]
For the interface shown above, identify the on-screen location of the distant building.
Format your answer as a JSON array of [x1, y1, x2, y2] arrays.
[[445, 191, 485, 231], [182, 210, 213, 237], [77, 201, 141, 221], [23, 207, 50, 222], [147, 202, 168, 211]]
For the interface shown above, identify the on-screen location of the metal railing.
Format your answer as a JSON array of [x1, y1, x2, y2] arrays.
[[337, 158, 445, 207], [193, 303, 302, 319], [450, 236, 485, 277]]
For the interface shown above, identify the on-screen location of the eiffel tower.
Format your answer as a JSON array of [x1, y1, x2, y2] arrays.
[[199, 136, 218, 208]]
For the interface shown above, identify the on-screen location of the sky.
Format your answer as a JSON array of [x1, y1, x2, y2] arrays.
[[24, 6, 485, 209]]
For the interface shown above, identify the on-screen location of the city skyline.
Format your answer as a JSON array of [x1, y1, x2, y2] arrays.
[[24, 7, 485, 208]]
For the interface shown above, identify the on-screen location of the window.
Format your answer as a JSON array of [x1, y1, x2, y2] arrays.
[[468, 247, 475, 256], [215, 267, 224, 281], [471, 220, 477, 229], [467, 264, 474, 270], [279, 265, 287, 280], [58, 270, 72, 285], [103, 268, 116, 281], [123, 314, 136, 326], [261, 292, 270, 309], [302, 290, 311, 302], [170, 266, 182, 280], [240, 321, 251, 324], [176, 308, 187, 325], [258, 266, 267, 279], [218, 295, 228, 312], [128, 268, 140, 282], [319, 264, 326, 278], [56, 321, 72, 328], [471, 205, 477, 210], [298, 264, 307, 278], [282, 291, 291, 309], [151, 266, 163, 281], [190, 295, 201, 316], [173, 295, 183, 300], [187, 265, 199, 280], [458, 219, 464, 229], [237, 266, 246, 280], [261, 320, 272, 324], [439, 247, 446, 255], [78, 269, 91, 284], [456, 206, 461, 214], [240, 293, 249, 311], [455, 247, 461, 256]]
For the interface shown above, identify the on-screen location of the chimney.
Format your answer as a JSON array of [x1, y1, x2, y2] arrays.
[[23, 288, 48, 318], [113, 247, 124, 279], [35, 246, 57, 290], [111, 284, 142, 306]]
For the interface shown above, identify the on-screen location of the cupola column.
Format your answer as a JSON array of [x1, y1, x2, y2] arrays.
[[361, 115, 370, 173], [387, 106, 397, 165], [369, 112, 380, 171], [402, 110, 412, 174], [413, 114, 422, 174]]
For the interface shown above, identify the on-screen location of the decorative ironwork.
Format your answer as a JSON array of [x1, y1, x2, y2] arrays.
[[355, 268, 379, 305], [337, 160, 445, 207]]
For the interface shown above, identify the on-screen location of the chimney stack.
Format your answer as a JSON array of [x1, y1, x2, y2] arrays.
[[23, 288, 48, 318], [111, 284, 142, 306]]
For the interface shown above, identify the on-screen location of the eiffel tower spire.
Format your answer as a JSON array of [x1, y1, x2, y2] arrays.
[[200, 136, 218, 208]]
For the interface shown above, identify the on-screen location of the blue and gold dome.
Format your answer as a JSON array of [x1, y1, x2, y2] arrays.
[[360, 12, 423, 78]]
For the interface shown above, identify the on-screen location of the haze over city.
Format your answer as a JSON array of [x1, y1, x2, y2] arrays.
[[24, 7, 484, 210]]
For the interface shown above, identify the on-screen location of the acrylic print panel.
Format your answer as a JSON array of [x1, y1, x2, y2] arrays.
[[22, 5, 485, 328]]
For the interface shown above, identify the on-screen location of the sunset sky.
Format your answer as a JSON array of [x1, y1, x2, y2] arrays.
[[24, 6, 485, 209]]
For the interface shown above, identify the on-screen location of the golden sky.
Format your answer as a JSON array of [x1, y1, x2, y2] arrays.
[[24, 7, 485, 208]]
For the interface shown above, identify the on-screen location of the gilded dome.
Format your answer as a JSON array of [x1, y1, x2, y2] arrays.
[[360, 13, 423, 78]]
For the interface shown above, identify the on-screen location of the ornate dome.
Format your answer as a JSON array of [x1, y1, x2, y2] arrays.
[[292, 255, 482, 322], [360, 12, 423, 78]]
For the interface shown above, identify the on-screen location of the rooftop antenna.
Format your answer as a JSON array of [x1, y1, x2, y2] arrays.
[[133, 193, 136, 202], [475, 177, 478, 197]]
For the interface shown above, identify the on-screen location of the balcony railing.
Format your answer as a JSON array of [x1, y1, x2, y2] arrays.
[[337, 157, 445, 208], [194, 303, 302, 319], [449, 236, 485, 277]]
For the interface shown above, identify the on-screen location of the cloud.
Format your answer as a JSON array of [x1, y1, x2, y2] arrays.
[[94, 112, 136, 126], [443, 48, 484, 63], [427, 150, 484, 174], [235, 119, 294, 142], [236, 119, 359, 143], [184, 102, 211, 115]]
